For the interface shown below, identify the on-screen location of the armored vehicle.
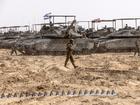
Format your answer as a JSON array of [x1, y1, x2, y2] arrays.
[[0, 15, 95, 55]]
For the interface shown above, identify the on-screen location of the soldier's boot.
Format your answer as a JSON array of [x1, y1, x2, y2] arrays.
[[72, 63, 78, 69], [70, 56, 78, 68]]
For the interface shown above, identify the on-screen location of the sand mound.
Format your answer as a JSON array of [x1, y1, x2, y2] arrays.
[[0, 50, 140, 105]]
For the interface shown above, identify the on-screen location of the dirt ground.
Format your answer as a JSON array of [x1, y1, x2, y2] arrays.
[[0, 49, 140, 105]]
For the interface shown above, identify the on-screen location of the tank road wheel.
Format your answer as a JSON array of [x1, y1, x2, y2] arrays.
[[82, 48, 89, 54]]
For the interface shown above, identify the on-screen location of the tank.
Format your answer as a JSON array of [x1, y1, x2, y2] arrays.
[[93, 27, 140, 52], [0, 19, 95, 55], [1, 17, 140, 54]]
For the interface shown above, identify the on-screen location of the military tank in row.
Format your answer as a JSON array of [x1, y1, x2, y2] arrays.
[[1, 16, 140, 55], [92, 26, 140, 53], [0, 17, 95, 55]]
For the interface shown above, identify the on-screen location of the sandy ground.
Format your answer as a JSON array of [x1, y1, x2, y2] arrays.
[[0, 49, 139, 105]]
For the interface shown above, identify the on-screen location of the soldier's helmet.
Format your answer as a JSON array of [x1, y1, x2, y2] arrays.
[[69, 39, 74, 43]]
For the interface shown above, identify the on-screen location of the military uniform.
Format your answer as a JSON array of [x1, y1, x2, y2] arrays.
[[125, 24, 128, 29], [10, 38, 19, 56], [10, 44, 17, 55], [64, 39, 77, 68], [134, 40, 140, 56]]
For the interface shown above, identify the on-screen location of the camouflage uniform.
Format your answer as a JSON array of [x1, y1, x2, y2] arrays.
[[64, 39, 77, 68], [10, 43, 17, 55], [134, 40, 140, 56], [11, 43, 28, 55]]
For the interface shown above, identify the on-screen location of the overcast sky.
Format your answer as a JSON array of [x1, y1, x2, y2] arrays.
[[0, 0, 140, 27]]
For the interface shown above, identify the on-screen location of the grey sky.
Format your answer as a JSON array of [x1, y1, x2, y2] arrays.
[[0, 0, 140, 27]]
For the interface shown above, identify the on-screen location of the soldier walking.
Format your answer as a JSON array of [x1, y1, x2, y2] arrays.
[[10, 43, 17, 55], [64, 39, 77, 68], [10, 37, 19, 56], [134, 40, 140, 56]]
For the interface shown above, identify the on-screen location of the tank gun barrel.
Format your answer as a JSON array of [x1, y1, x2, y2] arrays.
[[64, 20, 76, 38]]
